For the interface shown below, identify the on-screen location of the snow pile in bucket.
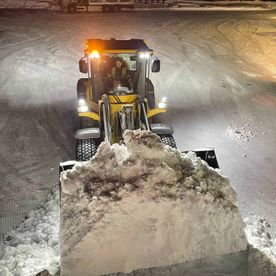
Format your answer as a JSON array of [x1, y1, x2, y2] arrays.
[[0, 188, 60, 276], [60, 130, 248, 276], [1, 129, 276, 275]]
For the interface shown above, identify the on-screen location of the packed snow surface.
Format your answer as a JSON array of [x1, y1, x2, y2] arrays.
[[60, 130, 247, 275], [0, 188, 60, 276]]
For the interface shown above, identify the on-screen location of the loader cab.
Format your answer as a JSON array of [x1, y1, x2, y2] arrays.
[[79, 39, 159, 104], [81, 52, 157, 95], [75, 39, 176, 161], [88, 52, 137, 94]]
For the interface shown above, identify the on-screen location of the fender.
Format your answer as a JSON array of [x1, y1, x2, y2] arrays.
[[147, 108, 166, 119], [79, 111, 100, 121]]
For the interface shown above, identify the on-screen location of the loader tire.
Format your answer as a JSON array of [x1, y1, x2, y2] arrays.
[[76, 138, 99, 161], [159, 134, 177, 148]]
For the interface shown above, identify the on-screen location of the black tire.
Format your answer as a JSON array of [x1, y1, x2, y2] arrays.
[[159, 134, 177, 148], [112, 5, 121, 12], [76, 138, 99, 161]]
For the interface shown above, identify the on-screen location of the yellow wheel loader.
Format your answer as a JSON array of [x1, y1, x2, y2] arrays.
[[75, 38, 177, 161], [61, 38, 218, 168]]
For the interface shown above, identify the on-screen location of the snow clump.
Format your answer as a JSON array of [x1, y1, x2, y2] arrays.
[[0, 187, 60, 276]]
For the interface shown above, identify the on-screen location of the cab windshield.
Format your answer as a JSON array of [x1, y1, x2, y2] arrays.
[[89, 53, 148, 96]]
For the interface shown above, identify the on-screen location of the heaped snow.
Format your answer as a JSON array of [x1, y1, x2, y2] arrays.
[[245, 216, 276, 275], [0, 132, 276, 275], [60, 130, 247, 275], [0, 187, 60, 276]]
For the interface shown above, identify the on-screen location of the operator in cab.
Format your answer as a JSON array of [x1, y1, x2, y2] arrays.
[[108, 58, 133, 91]]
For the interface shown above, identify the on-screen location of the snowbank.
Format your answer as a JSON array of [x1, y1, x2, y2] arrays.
[[245, 216, 276, 275], [60, 130, 247, 276], [0, 188, 60, 276]]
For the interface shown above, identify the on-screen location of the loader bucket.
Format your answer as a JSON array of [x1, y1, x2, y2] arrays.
[[59, 161, 76, 173], [183, 148, 219, 169], [59, 161, 76, 193], [59, 131, 248, 276]]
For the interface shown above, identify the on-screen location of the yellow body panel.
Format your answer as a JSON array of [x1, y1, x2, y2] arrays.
[[79, 112, 100, 121], [108, 94, 137, 104], [147, 108, 166, 118]]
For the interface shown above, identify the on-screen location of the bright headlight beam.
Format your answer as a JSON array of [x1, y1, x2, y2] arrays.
[[78, 105, 89, 113], [139, 52, 150, 59], [158, 97, 167, 109], [158, 102, 167, 109], [78, 98, 86, 106], [89, 50, 100, 59]]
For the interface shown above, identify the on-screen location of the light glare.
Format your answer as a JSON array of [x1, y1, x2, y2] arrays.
[[139, 52, 150, 59], [158, 102, 167, 109], [158, 97, 167, 109], [78, 98, 86, 106], [89, 50, 100, 59], [78, 105, 89, 113]]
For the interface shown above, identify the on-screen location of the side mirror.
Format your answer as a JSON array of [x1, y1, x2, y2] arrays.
[[151, 58, 160, 73], [79, 59, 88, 74]]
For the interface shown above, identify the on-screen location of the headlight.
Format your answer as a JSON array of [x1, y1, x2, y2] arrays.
[[78, 98, 88, 113], [158, 97, 167, 109], [78, 98, 86, 106], [139, 52, 150, 59], [78, 105, 89, 113]]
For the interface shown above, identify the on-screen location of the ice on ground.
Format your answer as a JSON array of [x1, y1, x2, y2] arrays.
[[60, 130, 247, 276], [225, 124, 256, 144], [0, 187, 60, 276]]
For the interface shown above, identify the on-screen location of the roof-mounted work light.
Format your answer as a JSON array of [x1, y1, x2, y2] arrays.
[[139, 52, 150, 59], [89, 50, 100, 59]]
